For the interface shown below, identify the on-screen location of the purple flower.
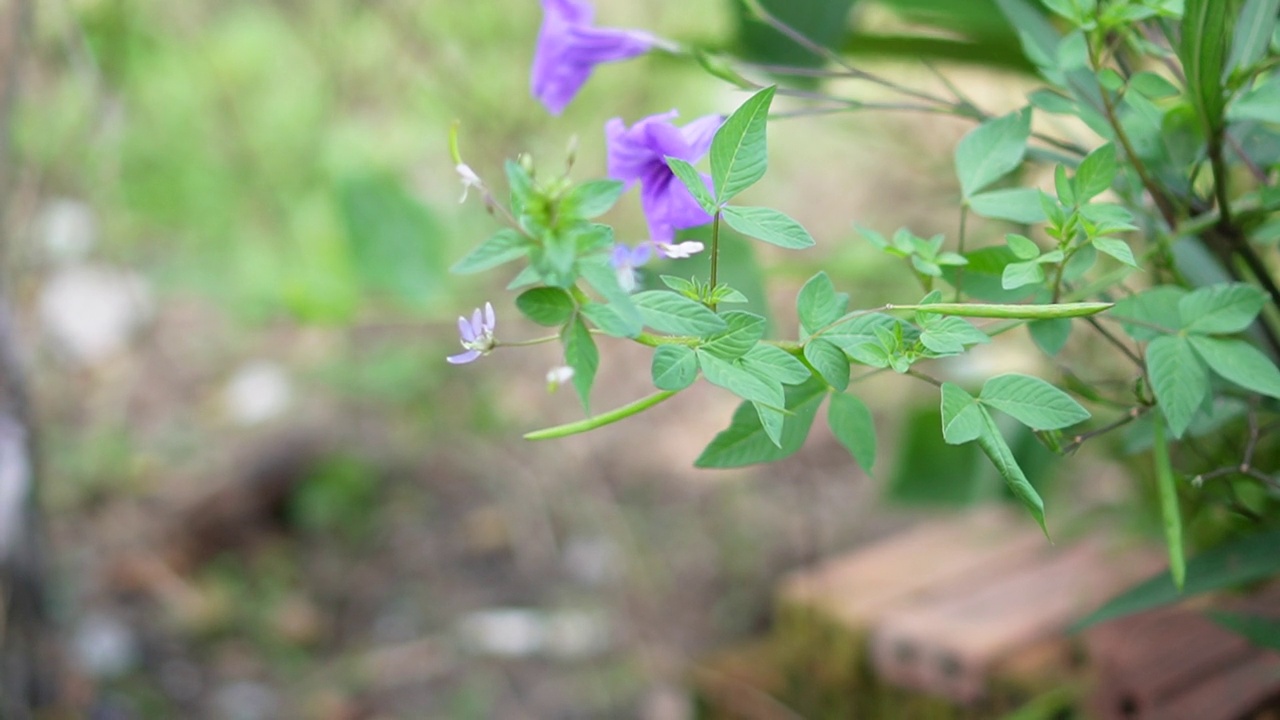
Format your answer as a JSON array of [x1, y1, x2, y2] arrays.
[[447, 302, 497, 365], [532, 0, 659, 115], [606, 111, 722, 243], [610, 242, 652, 292]]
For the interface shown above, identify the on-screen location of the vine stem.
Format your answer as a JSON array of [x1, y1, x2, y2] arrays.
[[524, 390, 678, 440]]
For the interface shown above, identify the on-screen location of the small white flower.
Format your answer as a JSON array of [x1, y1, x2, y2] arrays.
[[546, 365, 575, 391], [456, 163, 484, 203], [656, 240, 705, 259]]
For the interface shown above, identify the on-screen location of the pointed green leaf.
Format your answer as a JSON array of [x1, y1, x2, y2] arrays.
[[1112, 286, 1186, 340], [560, 180, 625, 219], [976, 407, 1048, 536], [1006, 233, 1041, 260], [1208, 611, 1280, 654], [1030, 318, 1072, 356], [920, 316, 991, 355], [451, 228, 528, 274], [1092, 237, 1138, 267], [754, 402, 784, 447], [711, 86, 775, 202], [562, 317, 599, 412], [1075, 143, 1117, 202], [721, 205, 816, 250], [665, 157, 718, 214], [1179, 0, 1230, 133], [1228, 0, 1279, 76], [694, 379, 827, 468], [1189, 335, 1280, 399], [1002, 260, 1046, 289], [515, 287, 575, 326], [632, 290, 728, 336], [651, 345, 698, 391], [1077, 528, 1280, 629], [940, 382, 984, 444], [955, 107, 1033, 198], [828, 392, 876, 473], [581, 302, 639, 338], [980, 373, 1090, 430], [698, 353, 784, 409], [967, 188, 1048, 224], [819, 313, 900, 355], [1129, 71, 1182, 99], [742, 343, 811, 385], [579, 257, 642, 335], [797, 271, 847, 337], [803, 339, 849, 392], [1147, 335, 1210, 438], [700, 311, 767, 360], [1179, 283, 1266, 335]]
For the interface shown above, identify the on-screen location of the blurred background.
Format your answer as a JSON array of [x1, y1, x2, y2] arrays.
[[1, 0, 1122, 717]]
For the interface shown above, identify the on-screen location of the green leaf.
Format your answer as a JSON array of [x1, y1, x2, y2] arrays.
[[694, 379, 827, 468], [710, 86, 775, 202], [700, 311, 767, 360], [1129, 71, 1182, 99], [941, 246, 1034, 302], [560, 180, 625, 219], [1179, 283, 1267, 334], [562, 317, 599, 412], [1002, 260, 1046, 289], [651, 344, 699, 391], [1054, 164, 1076, 207], [1092, 237, 1138, 267], [976, 407, 1047, 536], [820, 313, 900, 355], [1208, 611, 1280, 654], [828, 392, 876, 473], [903, 301, 1112, 319], [1227, 0, 1280, 76], [954, 107, 1033, 198], [1111, 286, 1186, 340], [1029, 318, 1072, 356], [1074, 143, 1117, 202], [699, 353, 784, 409], [920, 316, 991, 355], [940, 382, 984, 444], [338, 175, 445, 307], [1189, 335, 1280, 399], [1179, 0, 1230, 133], [803, 339, 849, 392], [754, 402, 784, 447], [967, 188, 1048, 224], [631, 290, 728, 336], [980, 373, 1090, 430], [515, 287, 575, 327], [1006, 233, 1041, 260], [742, 343, 811, 385], [580, 302, 638, 338], [797, 271, 847, 337], [451, 228, 528, 275], [1077, 528, 1280, 629], [665, 157, 717, 214], [578, 257, 642, 336], [1147, 335, 1210, 438], [720, 205, 816, 250], [1151, 414, 1185, 591], [1228, 78, 1280, 123]]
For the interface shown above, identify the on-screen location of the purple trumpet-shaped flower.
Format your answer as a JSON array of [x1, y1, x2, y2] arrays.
[[532, 0, 659, 115], [610, 242, 652, 293], [606, 111, 722, 244], [447, 302, 497, 365]]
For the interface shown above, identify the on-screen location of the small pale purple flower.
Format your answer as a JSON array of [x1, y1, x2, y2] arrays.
[[606, 111, 722, 243], [447, 302, 497, 365], [532, 0, 659, 115], [456, 163, 483, 203], [610, 242, 652, 292]]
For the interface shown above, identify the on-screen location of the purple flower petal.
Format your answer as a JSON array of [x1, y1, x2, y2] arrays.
[[470, 308, 484, 336], [679, 114, 724, 157], [483, 302, 496, 332], [531, 0, 655, 115], [447, 349, 482, 365], [458, 316, 477, 343]]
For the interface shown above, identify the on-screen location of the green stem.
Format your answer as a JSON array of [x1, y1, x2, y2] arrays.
[[524, 390, 678, 440], [1151, 413, 1185, 591], [953, 205, 968, 302]]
